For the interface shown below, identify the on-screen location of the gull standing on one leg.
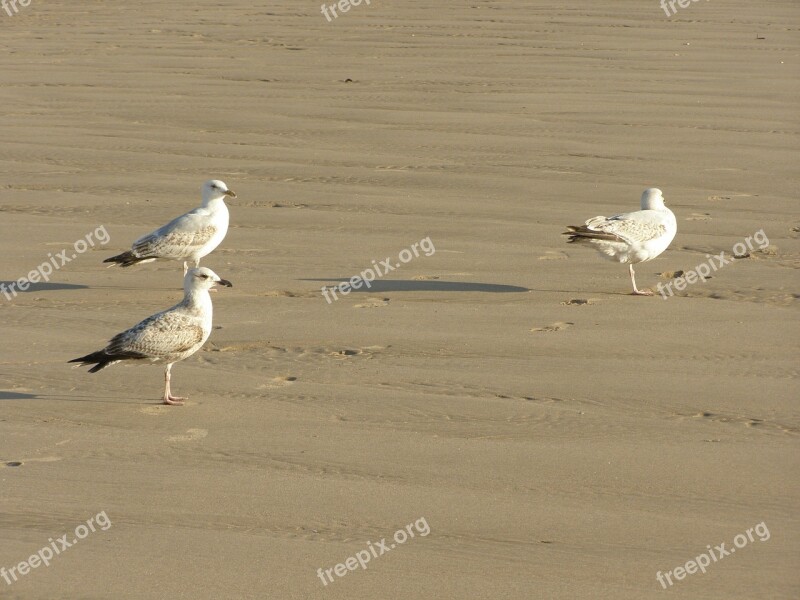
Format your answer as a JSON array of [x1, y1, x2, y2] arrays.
[[104, 180, 236, 275], [69, 267, 232, 405], [563, 188, 677, 295]]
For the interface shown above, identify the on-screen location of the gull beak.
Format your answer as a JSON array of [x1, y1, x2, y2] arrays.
[[216, 278, 233, 288], [224, 189, 237, 198]]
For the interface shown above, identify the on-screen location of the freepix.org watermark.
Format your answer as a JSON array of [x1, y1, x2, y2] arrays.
[[656, 521, 770, 589], [656, 229, 769, 300], [1, 0, 32, 17], [1, 225, 110, 302], [321, 236, 435, 304], [321, 0, 371, 22], [1, 511, 112, 586], [660, 0, 706, 18], [316, 517, 430, 586]]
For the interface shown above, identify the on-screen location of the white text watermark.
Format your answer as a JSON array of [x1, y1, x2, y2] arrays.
[[657, 229, 769, 299], [660, 0, 707, 18], [316, 517, 430, 585], [2, 0, 32, 17], [321, 236, 435, 304], [1, 225, 110, 302], [321, 0, 371, 22], [1, 510, 112, 586], [657, 521, 770, 589]]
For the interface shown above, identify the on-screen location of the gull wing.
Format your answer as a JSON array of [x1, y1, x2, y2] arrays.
[[131, 208, 218, 260], [107, 309, 206, 359], [580, 210, 668, 246]]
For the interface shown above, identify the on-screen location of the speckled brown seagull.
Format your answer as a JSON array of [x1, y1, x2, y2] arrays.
[[564, 188, 677, 295], [69, 267, 232, 405], [104, 180, 235, 275]]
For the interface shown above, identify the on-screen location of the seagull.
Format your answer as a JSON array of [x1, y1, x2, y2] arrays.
[[69, 267, 232, 405], [104, 180, 236, 275], [563, 188, 677, 295]]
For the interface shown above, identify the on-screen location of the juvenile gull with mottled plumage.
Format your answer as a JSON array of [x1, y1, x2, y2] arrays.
[[69, 267, 232, 405], [563, 188, 677, 295], [104, 180, 235, 274]]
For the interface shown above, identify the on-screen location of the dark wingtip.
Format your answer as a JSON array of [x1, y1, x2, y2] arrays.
[[69, 350, 112, 373], [562, 226, 581, 242], [103, 251, 147, 267], [103, 252, 129, 264]]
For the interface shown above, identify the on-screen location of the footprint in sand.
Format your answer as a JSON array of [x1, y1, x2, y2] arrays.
[[658, 270, 686, 280], [756, 246, 779, 257], [139, 405, 171, 415], [354, 297, 390, 308], [531, 322, 574, 333], [263, 290, 318, 298], [675, 412, 798, 434], [561, 298, 595, 306], [538, 251, 569, 261], [259, 376, 298, 389], [167, 428, 208, 443], [0, 456, 62, 468]]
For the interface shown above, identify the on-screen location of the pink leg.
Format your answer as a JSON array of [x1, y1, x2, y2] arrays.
[[629, 264, 653, 296], [162, 363, 188, 405]]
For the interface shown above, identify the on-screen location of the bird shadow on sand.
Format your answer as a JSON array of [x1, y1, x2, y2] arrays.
[[301, 279, 530, 293], [0, 391, 40, 400], [1, 281, 185, 294], [0, 390, 145, 404], [0, 281, 88, 294], [90, 285, 183, 292]]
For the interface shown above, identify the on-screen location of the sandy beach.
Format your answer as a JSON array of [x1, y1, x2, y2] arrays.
[[1, 1, 798, 598]]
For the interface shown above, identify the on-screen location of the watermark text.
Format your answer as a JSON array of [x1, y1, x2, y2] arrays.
[[321, 0, 371, 22], [1, 225, 110, 302], [2, 0, 33, 17], [1, 510, 112, 586], [316, 517, 430, 585], [657, 521, 770, 589], [322, 236, 435, 304], [660, 0, 707, 18], [657, 229, 769, 299]]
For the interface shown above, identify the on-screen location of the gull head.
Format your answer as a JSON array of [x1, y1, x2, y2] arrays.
[[184, 267, 233, 293], [640, 188, 666, 210], [201, 179, 236, 205]]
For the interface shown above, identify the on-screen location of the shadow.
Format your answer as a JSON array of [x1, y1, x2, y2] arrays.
[[301, 279, 530, 293], [0, 391, 39, 400], [0, 390, 149, 404], [89, 285, 182, 292], [0, 281, 88, 294]]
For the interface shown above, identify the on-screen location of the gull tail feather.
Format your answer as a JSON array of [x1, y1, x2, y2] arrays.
[[562, 225, 621, 244], [69, 350, 146, 373], [103, 251, 156, 268]]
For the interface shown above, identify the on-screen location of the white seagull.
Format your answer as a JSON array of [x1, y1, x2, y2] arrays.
[[104, 180, 235, 275], [70, 267, 232, 405], [563, 188, 677, 295]]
